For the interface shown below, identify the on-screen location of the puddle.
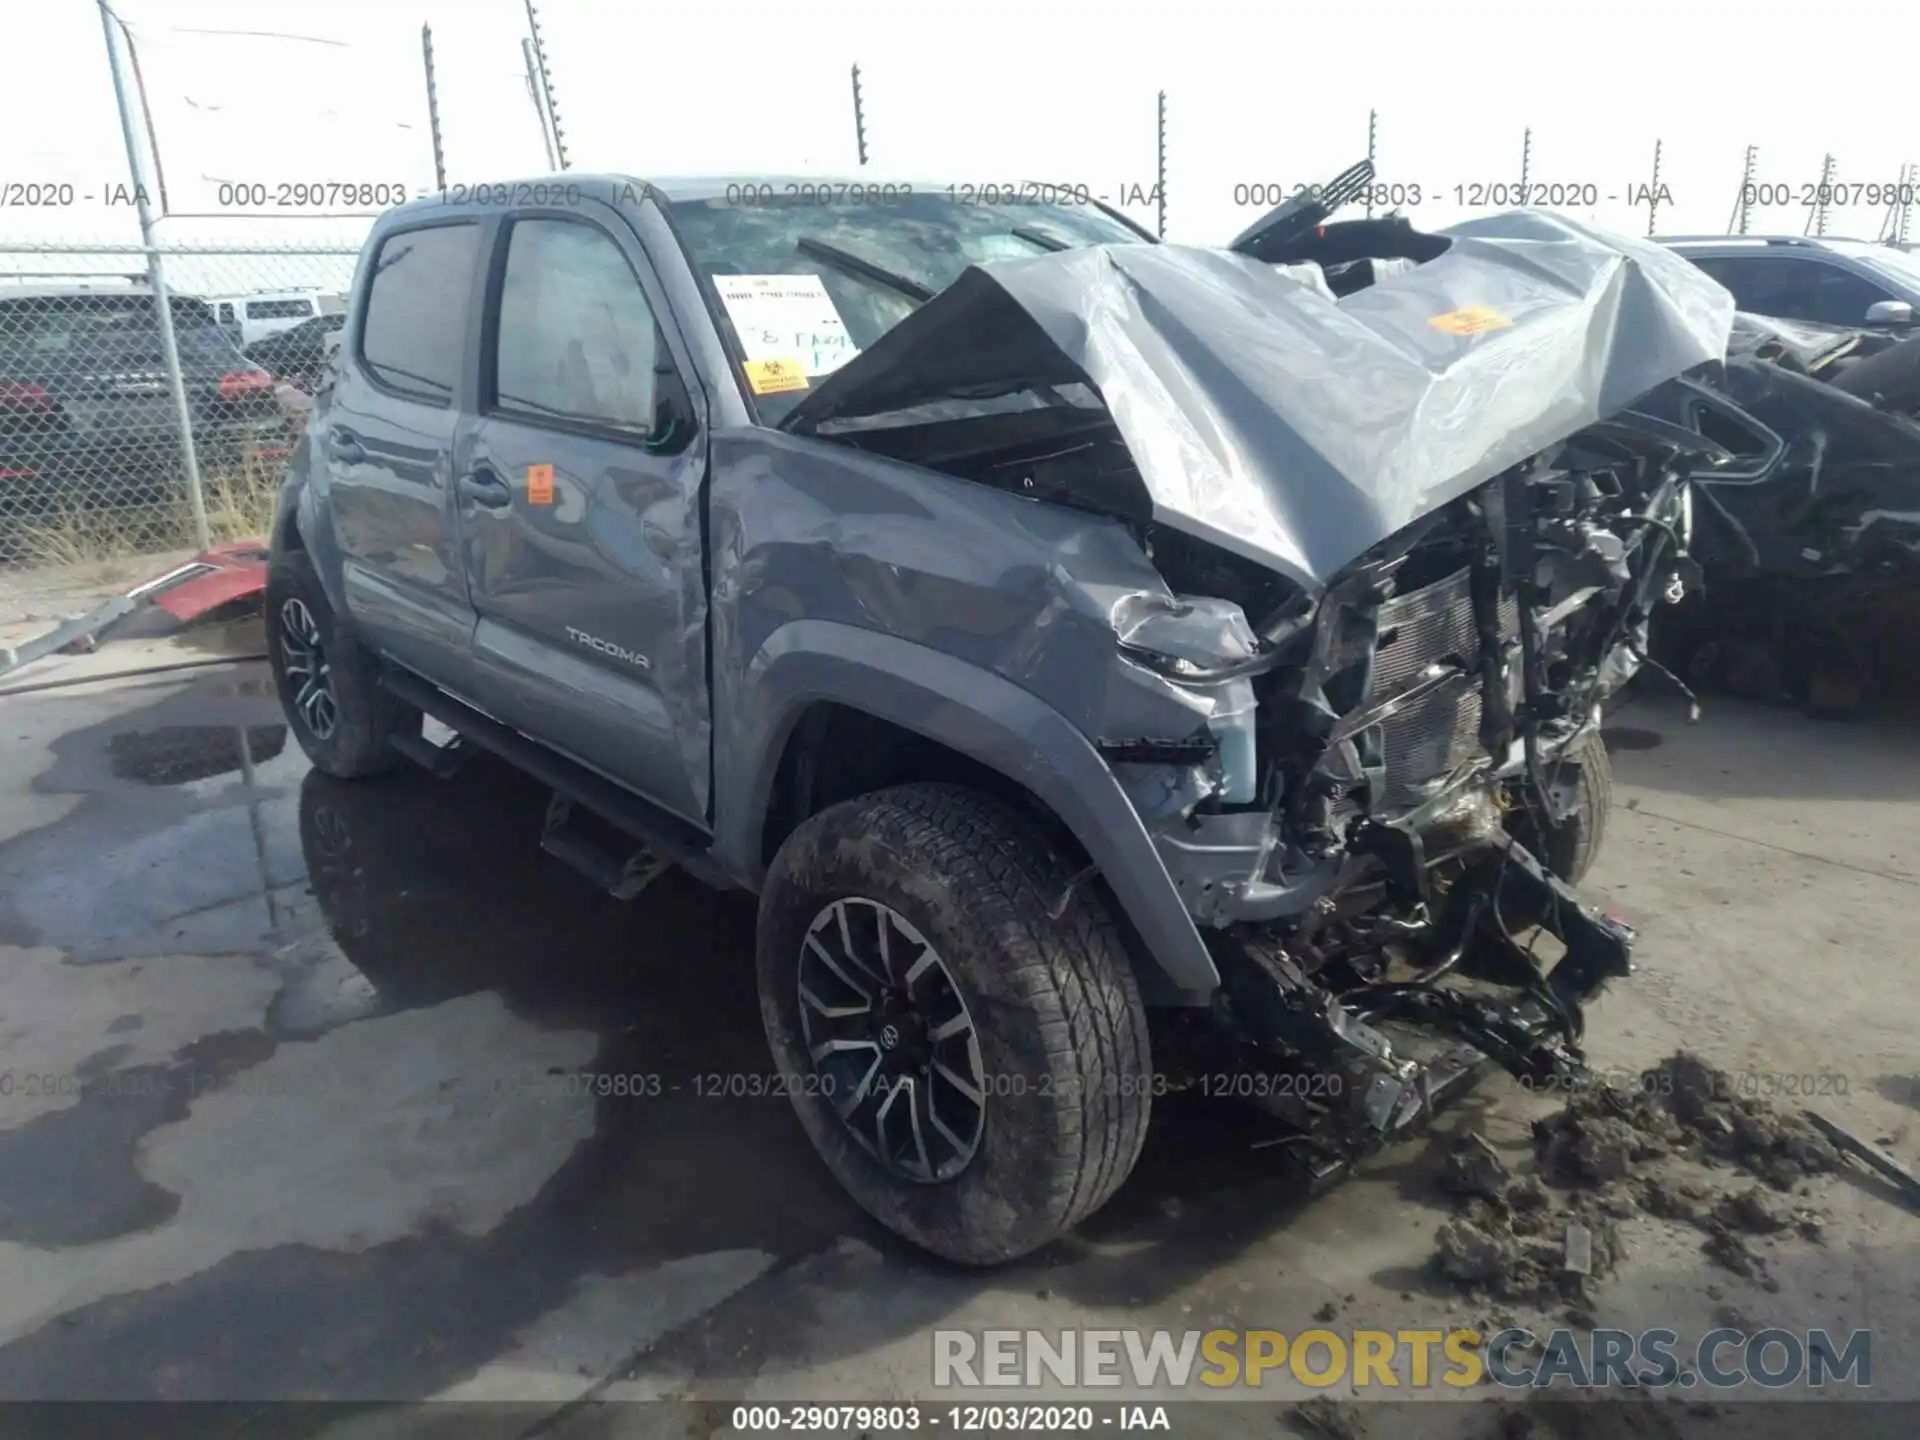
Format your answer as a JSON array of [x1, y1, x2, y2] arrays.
[[107, 725, 288, 786], [1601, 725, 1664, 752]]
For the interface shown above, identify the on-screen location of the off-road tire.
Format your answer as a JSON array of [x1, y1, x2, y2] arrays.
[[757, 783, 1153, 1265], [1542, 730, 1612, 883], [266, 548, 415, 779]]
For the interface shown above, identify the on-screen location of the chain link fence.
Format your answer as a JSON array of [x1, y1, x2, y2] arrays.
[[0, 241, 359, 569]]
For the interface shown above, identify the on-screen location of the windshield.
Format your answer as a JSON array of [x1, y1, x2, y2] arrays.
[[668, 193, 1150, 422], [1825, 241, 1920, 293]]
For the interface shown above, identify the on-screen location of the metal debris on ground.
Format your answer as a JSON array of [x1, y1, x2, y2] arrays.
[[0, 541, 266, 681], [1803, 1108, 1920, 1211]]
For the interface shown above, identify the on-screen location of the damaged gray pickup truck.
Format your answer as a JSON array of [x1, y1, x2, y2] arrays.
[[268, 174, 1737, 1263]]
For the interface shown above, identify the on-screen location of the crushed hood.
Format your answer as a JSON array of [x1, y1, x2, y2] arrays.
[[784, 211, 1734, 590]]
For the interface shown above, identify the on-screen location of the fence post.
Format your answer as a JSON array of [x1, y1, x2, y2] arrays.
[[421, 24, 447, 191], [1729, 144, 1758, 234], [97, 0, 209, 553], [524, 0, 569, 170], [851, 64, 869, 167], [522, 39, 559, 170], [1806, 153, 1835, 237], [1155, 91, 1168, 239], [1646, 138, 1663, 237], [1365, 109, 1378, 218]]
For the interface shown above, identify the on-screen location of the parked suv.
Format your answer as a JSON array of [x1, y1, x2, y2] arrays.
[[269, 174, 1731, 1263], [1661, 235, 1920, 330], [0, 281, 281, 525]]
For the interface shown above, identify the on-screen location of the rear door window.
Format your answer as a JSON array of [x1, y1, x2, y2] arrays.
[[358, 222, 481, 404], [1692, 254, 1890, 325], [1797, 266, 1894, 325], [1690, 256, 1800, 315]]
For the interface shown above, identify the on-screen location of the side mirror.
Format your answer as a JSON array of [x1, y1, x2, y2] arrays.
[[1864, 299, 1915, 325]]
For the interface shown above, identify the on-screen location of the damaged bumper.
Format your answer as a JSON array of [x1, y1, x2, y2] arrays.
[[786, 208, 1739, 1151]]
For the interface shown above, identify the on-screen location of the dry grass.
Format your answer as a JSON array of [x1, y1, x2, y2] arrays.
[[6, 449, 282, 570]]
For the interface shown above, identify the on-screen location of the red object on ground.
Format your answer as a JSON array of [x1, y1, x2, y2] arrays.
[[150, 541, 269, 621]]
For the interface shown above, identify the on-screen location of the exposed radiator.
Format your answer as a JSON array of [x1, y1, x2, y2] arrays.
[[1369, 567, 1517, 806]]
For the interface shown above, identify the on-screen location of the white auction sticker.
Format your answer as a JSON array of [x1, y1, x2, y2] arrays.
[[715, 274, 860, 377]]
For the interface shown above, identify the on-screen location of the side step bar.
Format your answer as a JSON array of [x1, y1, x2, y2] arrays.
[[377, 669, 715, 880]]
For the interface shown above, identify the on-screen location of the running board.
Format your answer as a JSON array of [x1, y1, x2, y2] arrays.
[[376, 669, 714, 878], [540, 792, 671, 900], [389, 726, 471, 779]]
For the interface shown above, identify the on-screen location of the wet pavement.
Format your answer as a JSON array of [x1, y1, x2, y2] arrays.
[[0, 653, 1916, 1435]]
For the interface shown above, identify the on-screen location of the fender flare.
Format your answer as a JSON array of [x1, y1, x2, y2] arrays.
[[714, 619, 1220, 1003]]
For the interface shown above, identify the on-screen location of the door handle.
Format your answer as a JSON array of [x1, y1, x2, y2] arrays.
[[329, 428, 365, 465], [458, 467, 513, 508]]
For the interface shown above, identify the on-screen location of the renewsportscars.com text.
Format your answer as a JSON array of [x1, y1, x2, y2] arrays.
[[933, 1327, 1872, 1391]]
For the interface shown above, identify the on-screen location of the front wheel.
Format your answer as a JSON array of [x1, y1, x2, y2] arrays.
[[1538, 730, 1612, 884], [756, 783, 1153, 1265]]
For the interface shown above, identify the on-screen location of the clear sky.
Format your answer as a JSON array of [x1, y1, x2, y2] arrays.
[[2, 0, 1914, 272]]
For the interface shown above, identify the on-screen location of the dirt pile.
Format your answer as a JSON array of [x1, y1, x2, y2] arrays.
[[1533, 1052, 1842, 1191], [1428, 1052, 1838, 1300]]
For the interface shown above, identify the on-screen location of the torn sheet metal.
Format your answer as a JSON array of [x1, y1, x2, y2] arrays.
[[785, 213, 1732, 591]]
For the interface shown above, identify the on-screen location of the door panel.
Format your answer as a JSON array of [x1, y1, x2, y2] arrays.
[[456, 209, 711, 824], [326, 220, 484, 689]]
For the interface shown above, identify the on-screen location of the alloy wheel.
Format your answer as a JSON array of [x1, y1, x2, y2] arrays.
[[278, 597, 338, 741], [797, 897, 986, 1183]]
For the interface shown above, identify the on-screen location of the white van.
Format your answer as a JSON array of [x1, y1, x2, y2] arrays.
[[209, 290, 327, 348]]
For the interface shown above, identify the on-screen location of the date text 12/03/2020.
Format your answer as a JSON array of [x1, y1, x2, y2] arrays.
[[486, 1071, 842, 1099], [729, 1404, 1174, 1432], [1228, 181, 1675, 209], [720, 181, 1164, 208]]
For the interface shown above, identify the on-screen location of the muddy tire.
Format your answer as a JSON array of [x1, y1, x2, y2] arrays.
[[757, 783, 1153, 1265], [1542, 730, 1612, 883], [266, 548, 415, 779]]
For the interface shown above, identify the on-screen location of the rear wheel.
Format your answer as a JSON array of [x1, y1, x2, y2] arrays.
[[756, 783, 1153, 1265], [266, 547, 415, 778]]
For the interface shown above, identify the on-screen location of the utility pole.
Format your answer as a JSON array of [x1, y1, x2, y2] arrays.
[[1155, 90, 1168, 239], [850, 64, 868, 166], [1365, 108, 1378, 218], [420, 24, 446, 191], [1646, 138, 1663, 236], [97, 0, 207, 551], [523, 0, 568, 170], [521, 38, 558, 169], [111, 10, 170, 216], [1806, 153, 1835, 237], [1729, 143, 1758, 234]]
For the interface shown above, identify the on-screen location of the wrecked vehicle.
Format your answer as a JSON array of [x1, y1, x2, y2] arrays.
[[267, 173, 1733, 1264], [1649, 311, 1920, 712]]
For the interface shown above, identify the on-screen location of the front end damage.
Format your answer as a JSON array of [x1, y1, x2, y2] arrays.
[[783, 206, 1736, 1167]]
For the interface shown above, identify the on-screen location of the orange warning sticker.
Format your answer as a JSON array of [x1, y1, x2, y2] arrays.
[[1428, 305, 1514, 336], [527, 463, 555, 505], [742, 356, 810, 395]]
